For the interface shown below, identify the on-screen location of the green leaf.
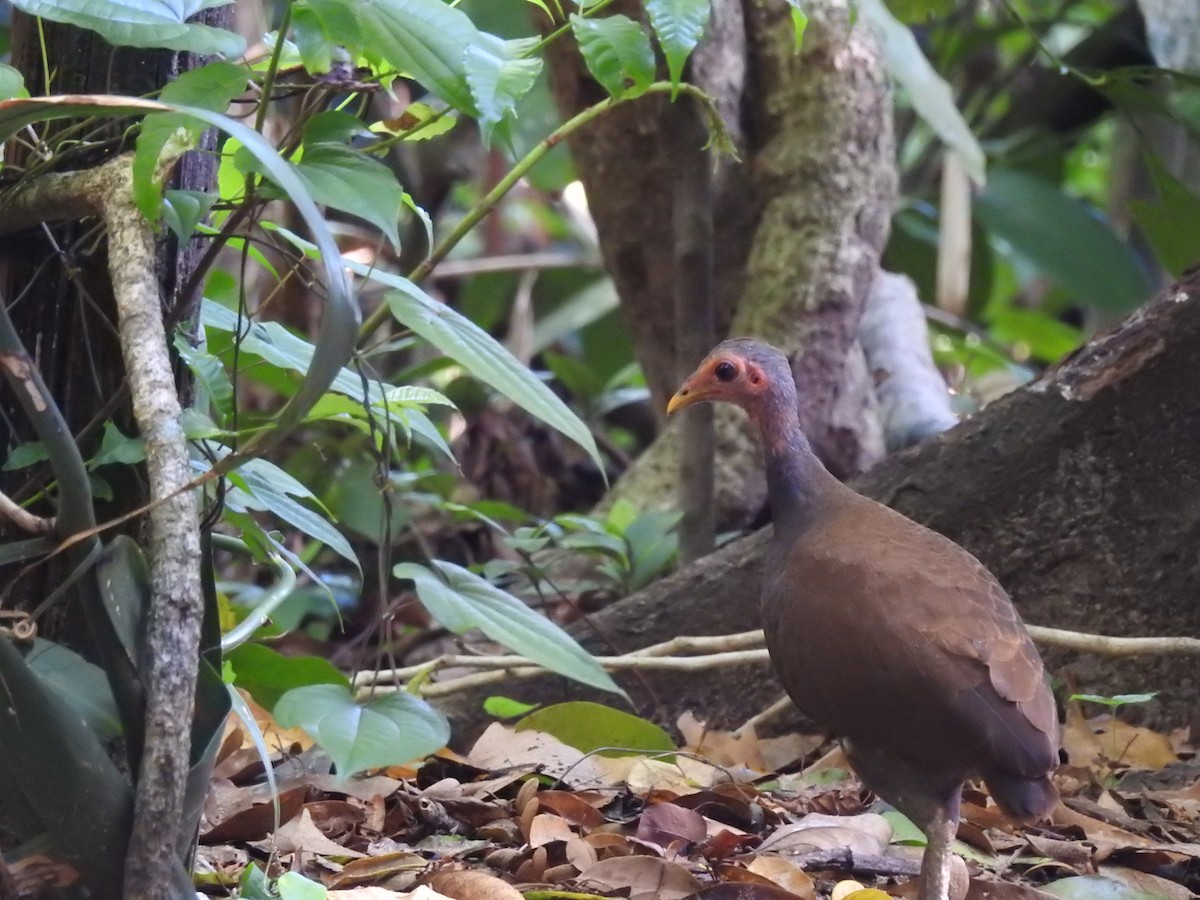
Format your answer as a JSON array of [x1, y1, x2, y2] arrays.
[[484, 696, 539, 719], [570, 14, 656, 98], [975, 169, 1152, 313], [394, 561, 623, 695], [644, 0, 711, 90], [1071, 692, 1158, 708], [25, 639, 122, 740], [384, 284, 603, 473], [302, 0, 363, 48], [89, 422, 146, 469], [133, 61, 250, 222], [0, 64, 29, 101], [784, 0, 807, 51], [1129, 155, 1200, 278], [370, 102, 458, 142], [464, 35, 543, 144], [292, 3, 335, 74], [227, 643, 349, 711], [293, 143, 405, 249], [274, 683, 450, 777], [174, 331, 234, 425], [2, 440, 48, 471], [9, 0, 244, 55], [858, 0, 984, 184], [515, 701, 673, 755], [277, 872, 329, 900], [162, 189, 218, 242], [354, 0, 483, 113]]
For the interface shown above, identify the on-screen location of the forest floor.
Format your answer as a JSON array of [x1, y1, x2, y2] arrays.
[[190, 695, 1200, 900]]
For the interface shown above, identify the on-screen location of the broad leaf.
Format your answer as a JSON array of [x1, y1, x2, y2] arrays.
[[174, 331, 234, 425], [975, 169, 1152, 313], [274, 683, 449, 777], [227, 643, 349, 711], [385, 283, 603, 473], [354, 0, 483, 113], [1129, 155, 1200, 278], [293, 143, 405, 249], [859, 0, 984, 185], [394, 561, 623, 695], [571, 14, 656, 98], [0, 65, 28, 101], [133, 61, 249, 221], [516, 701, 673, 755], [25, 639, 122, 740], [464, 35, 543, 144], [644, 0, 711, 90], [10, 0, 244, 55]]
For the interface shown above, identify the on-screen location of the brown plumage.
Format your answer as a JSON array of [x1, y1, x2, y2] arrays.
[[669, 339, 1059, 900]]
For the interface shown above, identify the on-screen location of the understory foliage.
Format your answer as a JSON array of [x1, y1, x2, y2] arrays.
[[0, 0, 1197, 896]]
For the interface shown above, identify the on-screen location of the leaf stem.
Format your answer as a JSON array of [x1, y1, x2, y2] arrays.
[[254, 0, 295, 135]]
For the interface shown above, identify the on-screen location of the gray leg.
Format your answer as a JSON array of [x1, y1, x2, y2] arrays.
[[919, 804, 959, 900]]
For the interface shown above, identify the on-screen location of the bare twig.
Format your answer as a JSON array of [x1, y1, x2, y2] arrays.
[[356, 621, 1200, 703], [0, 489, 55, 534]]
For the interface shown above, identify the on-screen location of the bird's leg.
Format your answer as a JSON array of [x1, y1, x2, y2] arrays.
[[919, 804, 962, 900]]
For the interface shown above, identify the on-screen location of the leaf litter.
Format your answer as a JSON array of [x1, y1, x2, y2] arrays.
[[195, 696, 1200, 899]]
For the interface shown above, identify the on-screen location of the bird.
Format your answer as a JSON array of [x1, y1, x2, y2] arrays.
[[667, 338, 1059, 900]]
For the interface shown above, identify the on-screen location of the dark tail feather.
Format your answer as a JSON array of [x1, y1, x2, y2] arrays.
[[983, 768, 1058, 822]]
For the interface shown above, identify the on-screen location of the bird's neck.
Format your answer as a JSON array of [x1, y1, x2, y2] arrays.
[[750, 392, 838, 539]]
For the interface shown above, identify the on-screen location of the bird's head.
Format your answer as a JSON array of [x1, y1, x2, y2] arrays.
[[667, 338, 793, 415]]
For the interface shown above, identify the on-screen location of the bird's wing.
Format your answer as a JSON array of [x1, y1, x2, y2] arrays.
[[766, 495, 1057, 778]]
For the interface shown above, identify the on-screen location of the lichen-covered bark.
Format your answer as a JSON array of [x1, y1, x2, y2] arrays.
[[569, 0, 896, 527], [440, 271, 1200, 737]]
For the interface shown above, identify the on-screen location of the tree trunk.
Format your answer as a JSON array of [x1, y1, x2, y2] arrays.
[[440, 268, 1200, 739], [0, 12, 224, 611], [544, 0, 893, 528]]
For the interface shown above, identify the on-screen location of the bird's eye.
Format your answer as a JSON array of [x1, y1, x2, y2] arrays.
[[714, 361, 737, 382]]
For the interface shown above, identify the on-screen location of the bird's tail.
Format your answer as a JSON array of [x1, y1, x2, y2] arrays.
[[983, 768, 1058, 822]]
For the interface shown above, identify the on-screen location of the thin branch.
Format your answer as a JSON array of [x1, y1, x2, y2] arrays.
[[1025, 624, 1200, 657], [355, 621, 1200, 702], [0, 489, 55, 535]]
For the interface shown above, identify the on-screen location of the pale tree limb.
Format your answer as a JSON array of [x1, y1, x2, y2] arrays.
[[3, 153, 203, 899], [356, 624, 1200, 702], [0, 489, 55, 535]]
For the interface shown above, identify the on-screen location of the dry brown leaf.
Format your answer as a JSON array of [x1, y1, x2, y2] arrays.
[[745, 854, 817, 898], [466, 724, 615, 787], [565, 836, 599, 870], [1062, 705, 1177, 771], [678, 712, 767, 770], [424, 869, 524, 900], [964, 878, 1058, 899], [637, 802, 708, 847], [1097, 864, 1196, 900], [272, 808, 367, 858], [578, 854, 702, 900], [528, 812, 575, 847], [759, 813, 891, 856], [535, 790, 607, 828], [327, 852, 427, 889], [686, 885, 807, 899]]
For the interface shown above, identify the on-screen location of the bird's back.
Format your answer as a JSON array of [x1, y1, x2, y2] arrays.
[[761, 486, 1058, 811]]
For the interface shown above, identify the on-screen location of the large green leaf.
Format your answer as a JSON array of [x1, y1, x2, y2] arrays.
[[394, 561, 623, 695], [133, 61, 249, 221], [570, 14, 656, 98], [975, 169, 1152, 313], [293, 143, 405, 250], [516, 701, 673, 756], [859, 0, 984, 184], [1129, 155, 1200, 278], [0, 64, 28, 101], [9, 0, 244, 55], [354, 0, 482, 113], [384, 284, 603, 473], [274, 683, 449, 777], [644, 0, 711, 89], [0, 637, 132, 898], [227, 643, 349, 711], [464, 35, 543, 144], [25, 639, 122, 740]]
